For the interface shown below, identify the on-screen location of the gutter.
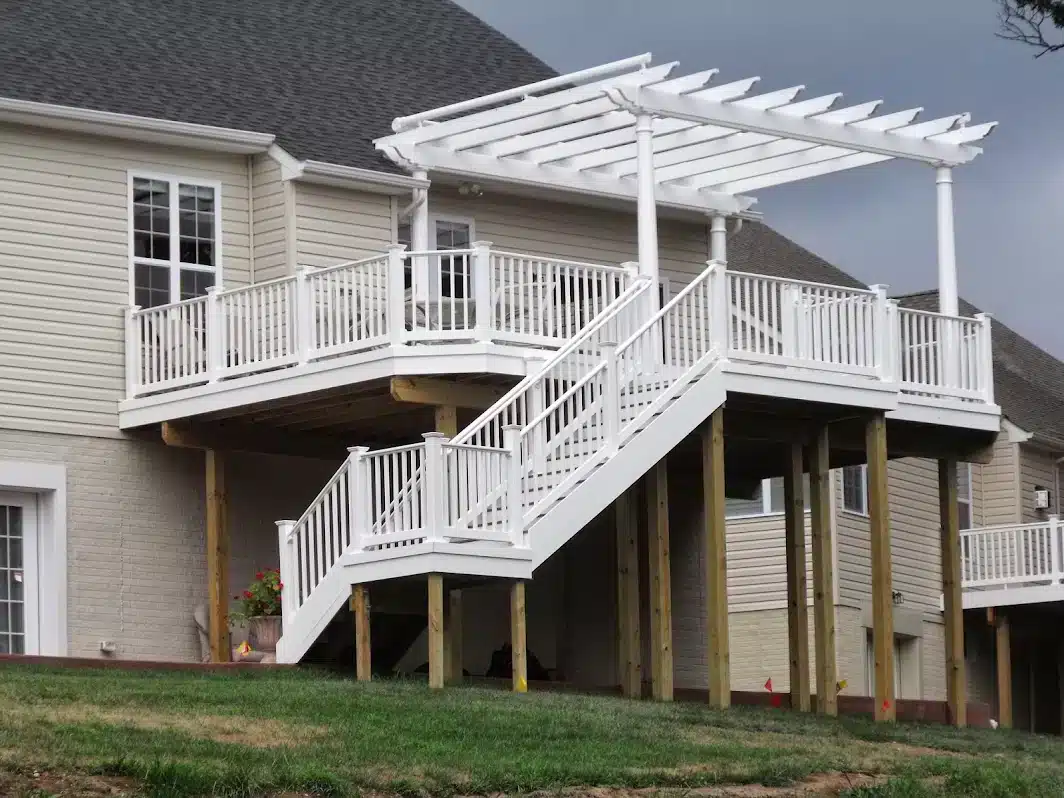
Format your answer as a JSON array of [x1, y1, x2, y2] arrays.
[[268, 144, 429, 195], [0, 96, 275, 154]]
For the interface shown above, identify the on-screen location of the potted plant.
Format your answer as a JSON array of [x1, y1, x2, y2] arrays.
[[232, 569, 283, 652]]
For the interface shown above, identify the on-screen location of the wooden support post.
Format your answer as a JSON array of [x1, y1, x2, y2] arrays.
[[809, 426, 837, 716], [702, 408, 730, 709], [867, 413, 895, 723], [939, 458, 967, 727], [511, 580, 528, 693], [784, 442, 811, 712], [434, 405, 458, 438], [205, 449, 230, 663], [444, 589, 463, 685], [351, 584, 371, 682], [647, 459, 673, 701], [996, 611, 1013, 729], [427, 574, 444, 689], [616, 487, 642, 697]]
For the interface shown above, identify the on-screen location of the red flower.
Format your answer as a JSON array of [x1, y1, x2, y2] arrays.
[[255, 571, 264, 580], [243, 590, 253, 599], [278, 582, 284, 590]]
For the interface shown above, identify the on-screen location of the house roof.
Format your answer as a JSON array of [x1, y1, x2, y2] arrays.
[[0, 0, 555, 172], [896, 291, 1064, 450], [727, 222, 868, 289]]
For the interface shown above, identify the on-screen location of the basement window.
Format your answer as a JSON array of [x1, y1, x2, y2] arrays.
[[842, 465, 868, 516]]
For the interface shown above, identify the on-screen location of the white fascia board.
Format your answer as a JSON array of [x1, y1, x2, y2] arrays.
[[268, 144, 430, 194], [387, 143, 752, 215], [0, 96, 275, 154], [627, 86, 982, 166], [1003, 417, 1034, 444]]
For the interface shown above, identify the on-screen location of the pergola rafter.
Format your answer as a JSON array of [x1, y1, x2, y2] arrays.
[[375, 53, 996, 315]]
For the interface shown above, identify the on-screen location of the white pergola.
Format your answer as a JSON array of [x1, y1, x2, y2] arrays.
[[374, 54, 995, 315]]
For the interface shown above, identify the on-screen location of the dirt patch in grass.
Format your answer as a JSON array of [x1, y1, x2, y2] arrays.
[[452, 773, 885, 797], [0, 699, 327, 749], [0, 766, 136, 797]]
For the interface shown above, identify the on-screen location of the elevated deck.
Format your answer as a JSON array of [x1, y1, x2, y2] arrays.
[[120, 245, 1001, 435]]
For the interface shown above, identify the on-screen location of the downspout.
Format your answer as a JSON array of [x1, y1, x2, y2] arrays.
[[247, 154, 256, 283]]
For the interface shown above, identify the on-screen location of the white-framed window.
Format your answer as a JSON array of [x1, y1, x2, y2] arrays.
[[396, 215, 474, 297], [726, 476, 810, 519], [129, 173, 223, 308], [957, 463, 973, 529], [0, 493, 36, 655], [842, 465, 868, 516]]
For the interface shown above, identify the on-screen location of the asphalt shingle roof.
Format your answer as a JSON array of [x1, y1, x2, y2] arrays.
[[896, 291, 1064, 450], [0, 0, 556, 172], [726, 222, 868, 289]]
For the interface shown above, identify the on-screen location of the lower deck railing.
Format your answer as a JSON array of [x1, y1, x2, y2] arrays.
[[961, 518, 1064, 591]]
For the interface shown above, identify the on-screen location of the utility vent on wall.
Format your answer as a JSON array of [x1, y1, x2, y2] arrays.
[[1034, 488, 1051, 510]]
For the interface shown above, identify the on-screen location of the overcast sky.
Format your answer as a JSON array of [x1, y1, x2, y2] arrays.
[[456, 0, 1064, 356]]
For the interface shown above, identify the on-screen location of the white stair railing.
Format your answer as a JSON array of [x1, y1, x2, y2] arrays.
[[518, 262, 726, 525], [961, 517, 1064, 590]]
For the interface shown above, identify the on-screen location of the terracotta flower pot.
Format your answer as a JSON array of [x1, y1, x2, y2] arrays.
[[249, 615, 282, 653]]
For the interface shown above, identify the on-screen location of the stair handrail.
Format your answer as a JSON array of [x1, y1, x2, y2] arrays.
[[455, 275, 654, 447]]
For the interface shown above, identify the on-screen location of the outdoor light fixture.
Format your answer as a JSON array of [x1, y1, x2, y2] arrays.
[[458, 182, 483, 197]]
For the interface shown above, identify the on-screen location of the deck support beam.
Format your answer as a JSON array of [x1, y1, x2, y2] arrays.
[[647, 459, 674, 702], [784, 442, 811, 712], [351, 584, 371, 681], [616, 486, 642, 697], [444, 589, 463, 685], [702, 408, 730, 708], [996, 611, 1013, 729], [867, 413, 896, 723], [809, 426, 837, 716], [511, 580, 528, 692], [428, 574, 444, 689], [939, 458, 967, 726], [205, 449, 230, 663]]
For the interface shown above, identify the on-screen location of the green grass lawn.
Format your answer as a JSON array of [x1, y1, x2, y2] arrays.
[[1, 665, 1063, 797]]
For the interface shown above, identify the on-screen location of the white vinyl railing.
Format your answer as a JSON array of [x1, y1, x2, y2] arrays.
[[726, 273, 886, 378], [126, 244, 635, 397], [961, 518, 1064, 590], [896, 308, 993, 403]]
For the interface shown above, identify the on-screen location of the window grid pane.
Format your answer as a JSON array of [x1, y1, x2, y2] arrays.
[[178, 184, 215, 267], [132, 177, 170, 261], [843, 466, 866, 514]]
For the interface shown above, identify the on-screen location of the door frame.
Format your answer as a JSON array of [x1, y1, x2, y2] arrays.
[[0, 491, 39, 654], [0, 461, 67, 655]]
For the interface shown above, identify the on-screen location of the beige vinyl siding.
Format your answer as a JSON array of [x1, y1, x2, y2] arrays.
[[1019, 444, 1060, 523], [431, 192, 708, 283], [294, 183, 393, 268], [251, 153, 288, 282], [836, 458, 943, 612], [0, 122, 251, 436], [977, 430, 1019, 526]]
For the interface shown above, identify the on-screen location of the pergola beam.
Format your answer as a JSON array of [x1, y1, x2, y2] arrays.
[[621, 86, 983, 166], [395, 143, 752, 215]]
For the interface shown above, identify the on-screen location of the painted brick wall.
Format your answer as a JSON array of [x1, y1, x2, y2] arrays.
[[0, 428, 338, 662]]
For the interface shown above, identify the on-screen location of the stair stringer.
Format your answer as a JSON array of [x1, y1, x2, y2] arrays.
[[529, 360, 727, 570], [276, 566, 353, 664]]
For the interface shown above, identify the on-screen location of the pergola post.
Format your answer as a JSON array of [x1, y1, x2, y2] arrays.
[[936, 166, 958, 316], [635, 112, 660, 301], [710, 215, 728, 264], [411, 168, 430, 302]]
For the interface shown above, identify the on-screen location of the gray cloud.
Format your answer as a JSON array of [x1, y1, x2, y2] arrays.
[[456, 0, 1064, 356]]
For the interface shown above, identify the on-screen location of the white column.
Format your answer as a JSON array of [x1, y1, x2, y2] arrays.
[[635, 113, 660, 300], [710, 215, 728, 264], [936, 166, 959, 316], [411, 169, 431, 303]]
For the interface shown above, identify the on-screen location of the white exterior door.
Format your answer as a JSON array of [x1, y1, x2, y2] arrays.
[[0, 492, 38, 655]]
